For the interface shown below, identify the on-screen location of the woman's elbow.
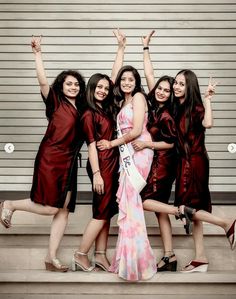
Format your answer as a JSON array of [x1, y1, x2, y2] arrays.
[[203, 119, 213, 129], [203, 122, 213, 129], [131, 128, 142, 139]]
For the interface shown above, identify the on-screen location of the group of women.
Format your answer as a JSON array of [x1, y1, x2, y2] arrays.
[[0, 29, 235, 281]]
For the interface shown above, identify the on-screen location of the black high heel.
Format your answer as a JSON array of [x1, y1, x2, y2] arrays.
[[177, 206, 196, 235], [78, 153, 82, 168], [157, 254, 177, 272]]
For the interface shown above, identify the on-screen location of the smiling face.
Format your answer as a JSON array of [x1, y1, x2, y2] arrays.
[[94, 78, 110, 105], [173, 73, 186, 103], [120, 71, 136, 95], [155, 80, 171, 106], [62, 75, 80, 99]]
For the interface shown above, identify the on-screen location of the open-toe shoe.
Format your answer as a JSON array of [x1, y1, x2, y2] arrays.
[[94, 251, 110, 272], [72, 251, 95, 272], [180, 260, 208, 273], [45, 258, 69, 272], [0, 202, 13, 228], [157, 253, 177, 272]]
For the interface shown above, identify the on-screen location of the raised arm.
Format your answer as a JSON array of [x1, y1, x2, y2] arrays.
[[111, 29, 126, 83], [31, 36, 50, 98], [142, 30, 156, 91], [202, 77, 218, 128]]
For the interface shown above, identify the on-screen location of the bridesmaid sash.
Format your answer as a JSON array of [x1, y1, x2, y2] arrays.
[[117, 120, 146, 193]]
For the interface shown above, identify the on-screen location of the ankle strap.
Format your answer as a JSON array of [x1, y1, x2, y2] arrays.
[[161, 254, 175, 263], [94, 250, 106, 255], [75, 251, 88, 256], [164, 251, 175, 256]]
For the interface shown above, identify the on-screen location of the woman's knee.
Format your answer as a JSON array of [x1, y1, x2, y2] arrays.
[[46, 206, 59, 215], [56, 208, 69, 219]]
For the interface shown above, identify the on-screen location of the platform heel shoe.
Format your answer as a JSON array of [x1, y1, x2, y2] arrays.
[[180, 260, 209, 273], [157, 254, 177, 272], [45, 258, 69, 272]]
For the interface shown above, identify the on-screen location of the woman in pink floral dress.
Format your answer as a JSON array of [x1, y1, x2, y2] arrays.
[[97, 65, 156, 281]]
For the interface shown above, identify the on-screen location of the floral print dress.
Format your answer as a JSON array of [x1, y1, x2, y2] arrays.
[[109, 102, 157, 281]]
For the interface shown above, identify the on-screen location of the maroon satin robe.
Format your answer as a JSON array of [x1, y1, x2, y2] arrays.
[[81, 108, 119, 220], [141, 107, 177, 203], [30, 88, 83, 212], [174, 104, 212, 212]]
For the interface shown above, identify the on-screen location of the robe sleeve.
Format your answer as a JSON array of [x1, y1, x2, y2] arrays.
[[192, 105, 205, 132], [41, 87, 60, 119], [160, 114, 177, 144], [80, 110, 96, 145]]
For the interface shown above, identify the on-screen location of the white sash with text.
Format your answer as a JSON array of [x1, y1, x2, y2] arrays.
[[117, 121, 146, 193]]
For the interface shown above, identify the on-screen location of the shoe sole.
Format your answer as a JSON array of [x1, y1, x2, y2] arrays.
[[231, 221, 236, 250], [180, 264, 208, 273], [95, 262, 109, 271], [45, 262, 68, 272]]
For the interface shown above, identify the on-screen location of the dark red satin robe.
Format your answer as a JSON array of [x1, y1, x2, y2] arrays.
[[141, 107, 177, 203], [81, 108, 119, 220], [30, 88, 83, 212], [174, 104, 212, 212]]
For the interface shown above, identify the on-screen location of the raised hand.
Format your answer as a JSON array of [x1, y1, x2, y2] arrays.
[[31, 35, 49, 98], [113, 28, 126, 48], [31, 35, 42, 54], [141, 30, 155, 47], [204, 77, 218, 100]]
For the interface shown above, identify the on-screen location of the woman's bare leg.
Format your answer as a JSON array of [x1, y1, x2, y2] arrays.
[[75, 218, 106, 269], [157, 213, 176, 268], [3, 198, 58, 215], [94, 221, 110, 270]]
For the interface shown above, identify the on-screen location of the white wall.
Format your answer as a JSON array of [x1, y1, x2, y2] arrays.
[[0, 0, 235, 192]]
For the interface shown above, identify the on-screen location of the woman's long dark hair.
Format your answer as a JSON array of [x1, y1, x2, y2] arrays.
[[173, 69, 204, 158], [51, 70, 86, 113], [173, 69, 203, 134], [147, 75, 174, 127], [113, 65, 146, 114], [86, 73, 114, 116]]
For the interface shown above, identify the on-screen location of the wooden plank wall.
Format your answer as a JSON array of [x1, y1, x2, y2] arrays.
[[0, 0, 235, 194]]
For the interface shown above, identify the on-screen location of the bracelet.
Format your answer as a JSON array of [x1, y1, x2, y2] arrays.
[[93, 170, 100, 175], [143, 47, 149, 50], [151, 142, 155, 150]]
